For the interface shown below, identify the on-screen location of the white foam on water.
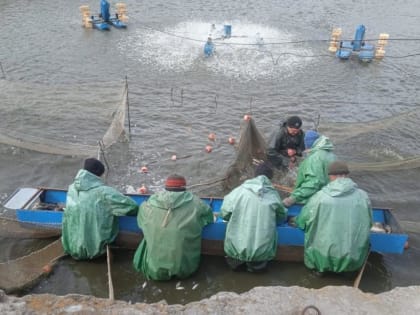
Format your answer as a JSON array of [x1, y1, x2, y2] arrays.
[[120, 20, 313, 80]]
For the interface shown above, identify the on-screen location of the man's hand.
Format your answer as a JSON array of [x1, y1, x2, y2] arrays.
[[287, 149, 296, 157], [282, 197, 295, 207]]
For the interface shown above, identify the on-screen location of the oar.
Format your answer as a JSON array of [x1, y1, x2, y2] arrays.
[[106, 245, 115, 300], [273, 183, 293, 193], [353, 250, 370, 288]]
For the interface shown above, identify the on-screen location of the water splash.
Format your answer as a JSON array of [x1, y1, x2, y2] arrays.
[[120, 20, 313, 80]]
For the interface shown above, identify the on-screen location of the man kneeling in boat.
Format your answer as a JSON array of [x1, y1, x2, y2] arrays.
[[220, 162, 287, 272], [62, 158, 138, 260], [133, 174, 214, 280], [282, 130, 336, 207], [295, 161, 373, 274]]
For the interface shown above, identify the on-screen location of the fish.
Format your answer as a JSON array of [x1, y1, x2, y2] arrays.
[[371, 222, 386, 233], [176, 281, 185, 290]]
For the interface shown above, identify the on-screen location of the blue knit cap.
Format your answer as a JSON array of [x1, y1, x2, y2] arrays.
[[304, 130, 320, 149]]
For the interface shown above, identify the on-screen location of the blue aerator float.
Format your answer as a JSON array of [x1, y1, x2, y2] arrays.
[[204, 24, 232, 57], [328, 25, 389, 62], [204, 37, 215, 57], [80, 1, 129, 31]]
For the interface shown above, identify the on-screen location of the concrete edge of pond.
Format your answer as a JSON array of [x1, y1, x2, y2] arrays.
[[1, 285, 420, 314]]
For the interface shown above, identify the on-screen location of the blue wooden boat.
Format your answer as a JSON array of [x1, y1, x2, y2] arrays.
[[4, 187, 409, 261]]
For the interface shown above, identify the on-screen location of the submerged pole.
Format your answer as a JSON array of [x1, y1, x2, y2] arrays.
[[125, 76, 132, 139]]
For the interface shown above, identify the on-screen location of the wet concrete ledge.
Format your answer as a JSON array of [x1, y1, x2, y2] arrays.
[[1, 285, 420, 315]]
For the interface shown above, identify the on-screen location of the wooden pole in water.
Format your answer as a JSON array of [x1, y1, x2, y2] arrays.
[[125, 76, 131, 139], [107, 245, 115, 300], [353, 251, 370, 288]]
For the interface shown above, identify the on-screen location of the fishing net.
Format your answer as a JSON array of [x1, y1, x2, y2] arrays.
[[0, 238, 66, 294], [0, 80, 130, 157], [223, 117, 267, 192], [318, 109, 420, 172], [222, 116, 299, 193]]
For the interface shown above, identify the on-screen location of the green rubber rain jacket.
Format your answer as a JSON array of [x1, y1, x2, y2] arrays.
[[62, 169, 138, 260], [296, 177, 373, 272], [133, 191, 214, 280], [221, 175, 287, 262], [291, 135, 336, 204]]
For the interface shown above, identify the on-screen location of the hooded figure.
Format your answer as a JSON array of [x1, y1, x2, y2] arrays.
[[283, 133, 336, 206], [133, 175, 214, 280], [62, 158, 138, 260], [296, 161, 373, 273], [220, 162, 287, 271]]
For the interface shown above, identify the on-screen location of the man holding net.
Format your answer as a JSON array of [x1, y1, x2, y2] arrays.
[[283, 130, 337, 207], [220, 162, 287, 272], [62, 158, 138, 260], [267, 116, 305, 170]]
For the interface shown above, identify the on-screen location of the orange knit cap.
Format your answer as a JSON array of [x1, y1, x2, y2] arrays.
[[165, 174, 187, 191]]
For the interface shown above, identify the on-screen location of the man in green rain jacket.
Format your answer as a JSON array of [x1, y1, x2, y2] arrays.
[[221, 162, 287, 272], [296, 161, 372, 273], [133, 174, 214, 280], [283, 130, 336, 207], [62, 158, 138, 260]]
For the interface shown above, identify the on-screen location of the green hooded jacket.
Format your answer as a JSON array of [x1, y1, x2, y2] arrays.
[[296, 177, 373, 272], [291, 135, 336, 203], [133, 190, 214, 280], [221, 175, 287, 262], [62, 169, 138, 260]]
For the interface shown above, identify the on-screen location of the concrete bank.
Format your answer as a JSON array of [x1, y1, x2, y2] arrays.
[[1, 285, 420, 315]]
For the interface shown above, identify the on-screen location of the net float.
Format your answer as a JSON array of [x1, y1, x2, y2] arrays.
[[208, 133, 216, 141], [140, 166, 148, 173], [228, 137, 235, 145], [42, 264, 52, 274], [205, 145, 213, 153], [171, 155, 177, 161], [243, 114, 251, 121], [138, 185, 148, 194]]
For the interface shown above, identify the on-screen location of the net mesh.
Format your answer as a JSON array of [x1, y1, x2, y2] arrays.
[[222, 116, 297, 193], [223, 117, 267, 191], [0, 238, 65, 294], [0, 81, 129, 157]]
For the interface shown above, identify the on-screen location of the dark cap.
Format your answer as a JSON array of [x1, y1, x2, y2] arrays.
[[328, 161, 350, 175], [165, 174, 187, 191], [84, 158, 105, 177], [255, 162, 274, 180], [286, 116, 302, 129]]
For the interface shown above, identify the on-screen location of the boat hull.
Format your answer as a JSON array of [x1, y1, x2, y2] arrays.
[[6, 188, 409, 260]]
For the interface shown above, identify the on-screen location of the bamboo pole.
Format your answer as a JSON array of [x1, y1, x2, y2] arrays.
[[353, 251, 370, 288], [107, 245, 115, 300]]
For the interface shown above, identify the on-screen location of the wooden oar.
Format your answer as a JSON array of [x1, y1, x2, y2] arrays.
[[273, 183, 293, 193], [353, 250, 370, 288], [106, 245, 115, 300]]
